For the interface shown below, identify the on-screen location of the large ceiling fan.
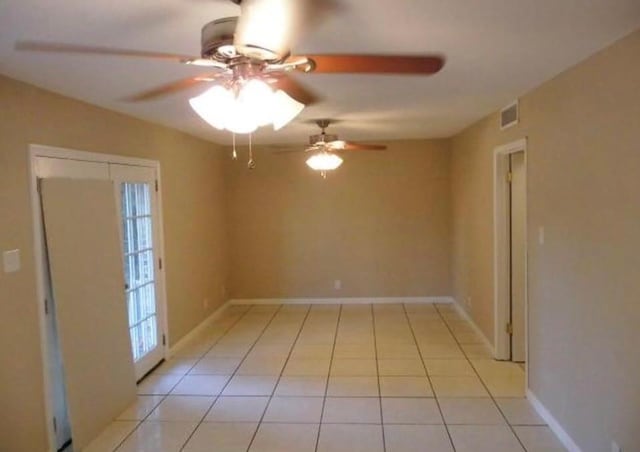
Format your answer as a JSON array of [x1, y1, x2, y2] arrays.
[[15, 0, 445, 134], [275, 119, 387, 177]]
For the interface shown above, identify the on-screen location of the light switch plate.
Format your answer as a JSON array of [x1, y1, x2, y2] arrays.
[[3, 249, 21, 273]]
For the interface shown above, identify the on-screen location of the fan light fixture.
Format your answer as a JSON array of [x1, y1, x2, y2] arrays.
[[189, 79, 304, 134], [306, 151, 343, 173]]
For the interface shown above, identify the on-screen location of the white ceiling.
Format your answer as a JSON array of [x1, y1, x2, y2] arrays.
[[1, 0, 639, 145]]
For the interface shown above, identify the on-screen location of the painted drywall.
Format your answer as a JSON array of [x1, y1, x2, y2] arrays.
[[450, 29, 640, 451], [225, 140, 452, 299], [0, 75, 228, 451]]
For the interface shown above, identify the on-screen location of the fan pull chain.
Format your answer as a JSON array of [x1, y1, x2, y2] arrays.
[[232, 133, 238, 160], [247, 133, 256, 169]]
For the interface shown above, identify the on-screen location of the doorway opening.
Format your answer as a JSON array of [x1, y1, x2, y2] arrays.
[[493, 139, 527, 366], [29, 145, 168, 451]]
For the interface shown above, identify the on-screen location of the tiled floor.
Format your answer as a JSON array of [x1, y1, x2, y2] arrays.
[[85, 303, 566, 451]]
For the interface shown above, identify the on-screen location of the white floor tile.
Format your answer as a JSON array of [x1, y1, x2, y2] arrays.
[[424, 359, 476, 377], [439, 398, 506, 425], [118, 396, 164, 421], [377, 359, 426, 376], [379, 376, 433, 397], [330, 358, 378, 376], [263, 396, 324, 423], [322, 397, 381, 423], [205, 396, 269, 422], [189, 358, 242, 375], [274, 376, 327, 396], [327, 376, 379, 397], [222, 376, 278, 396], [170, 375, 230, 396], [153, 358, 197, 376], [116, 421, 197, 452], [85, 421, 138, 452], [182, 422, 257, 452], [317, 424, 384, 452], [381, 397, 442, 424], [430, 376, 490, 397], [495, 398, 546, 425], [384, 424, 453, 452], [249, 423, 319, 452], [448, 425, 525, 452], [147, 395, 214, 421], [137, 375, 181, 395], [283, 358, 331, 376]]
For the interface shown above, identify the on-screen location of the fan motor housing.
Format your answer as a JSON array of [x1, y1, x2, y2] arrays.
[[201, 17, 238, 60], [310, 134, 338, 145]]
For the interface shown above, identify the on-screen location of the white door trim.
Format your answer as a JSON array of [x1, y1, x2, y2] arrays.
[[28, 144, 169, 451], [493, 138, 528, 365]]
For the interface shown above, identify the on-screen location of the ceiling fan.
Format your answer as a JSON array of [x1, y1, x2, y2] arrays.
[[275, 119, 387, 177], [14, 0, 445, 134]]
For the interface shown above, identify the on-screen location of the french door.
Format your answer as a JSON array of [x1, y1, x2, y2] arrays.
[[111, 164, 165, 379]]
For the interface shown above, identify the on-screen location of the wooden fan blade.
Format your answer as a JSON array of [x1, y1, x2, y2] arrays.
[[123, 72, 226, 102], [271, 75, 320, 105], [340, 141, 387, 151], [302, 54, 445, 75], [15, 40, 199, 62]]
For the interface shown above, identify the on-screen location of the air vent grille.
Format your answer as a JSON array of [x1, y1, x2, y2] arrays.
[[500, 101, 519, 130]]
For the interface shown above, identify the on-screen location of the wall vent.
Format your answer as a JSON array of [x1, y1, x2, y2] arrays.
[[500, 100, 519, 130]]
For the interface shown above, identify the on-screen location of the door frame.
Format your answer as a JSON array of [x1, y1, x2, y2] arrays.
[[28, 144, 169, 451], [493, 138, 528, 364]]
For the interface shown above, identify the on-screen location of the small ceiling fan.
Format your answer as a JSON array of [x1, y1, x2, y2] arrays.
[[275, 119, 387, 177], [14, 0, 445, 110]]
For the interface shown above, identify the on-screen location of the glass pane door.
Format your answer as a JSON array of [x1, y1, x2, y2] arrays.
[[120, 182, 162, 374]]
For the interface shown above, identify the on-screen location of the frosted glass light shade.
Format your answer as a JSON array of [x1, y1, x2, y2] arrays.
[[189, 85, 234, 130], [238, 79, 275, 127], [271, 90, 305, 131], [306, 152, 343, 171], [190, 81, 305, 134]]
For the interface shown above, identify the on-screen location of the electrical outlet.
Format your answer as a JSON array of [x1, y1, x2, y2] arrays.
[[612, 441, 622, 452], [334, 279, 342, 290]]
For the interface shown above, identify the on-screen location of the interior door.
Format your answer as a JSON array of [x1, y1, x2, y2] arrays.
[[40, 178, 137, 450], [110, 164, 165, 380], [509, 151, 526, 362], [35, 157, 110, 450]]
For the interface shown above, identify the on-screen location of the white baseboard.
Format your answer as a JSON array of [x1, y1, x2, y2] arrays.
[[167, 300, 231, 358], [451, 298, 495, 355], [527, 389, 582, 452], [229, 296, 454, 305]]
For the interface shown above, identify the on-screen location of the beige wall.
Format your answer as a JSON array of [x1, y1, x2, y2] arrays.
[[451, 29, 640, 451], [0, 75, 228, 451], [225, 140, 452, 299]]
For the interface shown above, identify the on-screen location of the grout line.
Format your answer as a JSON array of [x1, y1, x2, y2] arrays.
[[244, 304, 314, 451], [112, 305, 253, 451], [433, 303, 528, 451], [314, 304, 343, 452], [402, 303, 457, 452], [370, 304, 387, 452]]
